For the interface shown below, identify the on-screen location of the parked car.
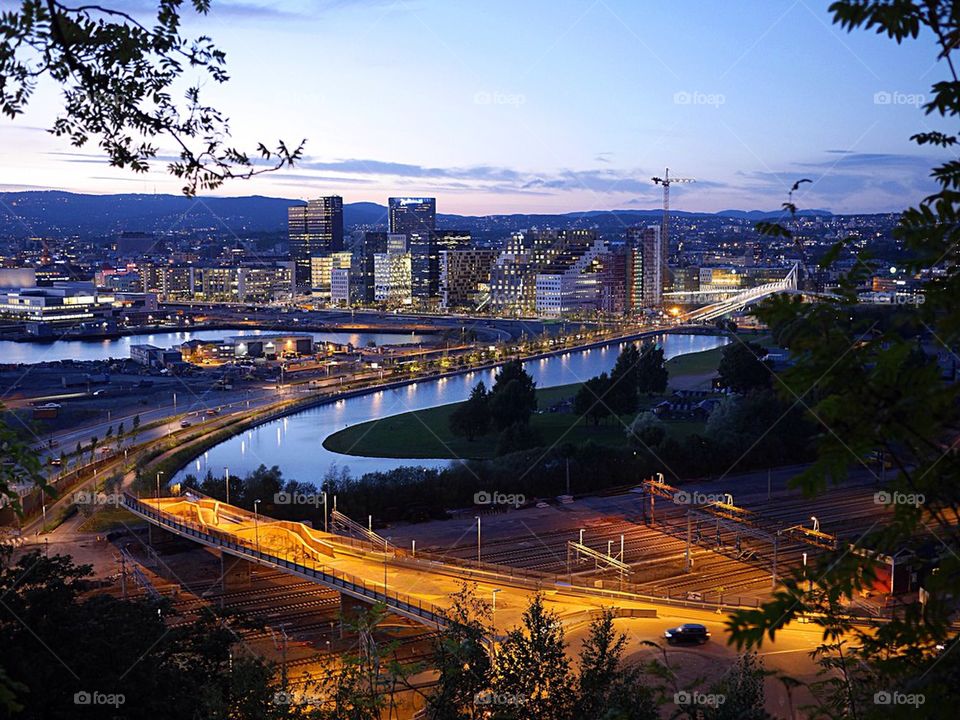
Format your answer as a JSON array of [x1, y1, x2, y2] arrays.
[[663, 623, 710, 645]]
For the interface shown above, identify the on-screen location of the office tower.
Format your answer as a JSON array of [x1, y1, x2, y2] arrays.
[[440, 248, 497, 309], [534, 235, 606, 318], [598, 250, 628, 316], [358, 232, 388, 303], [389, 198, 436, 302], [288, 196, 344, 289], [310, 251, 353, 301], [626, 225, 663, 311]]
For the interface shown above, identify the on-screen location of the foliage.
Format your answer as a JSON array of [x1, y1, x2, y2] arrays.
[[491, 594, 575, 720], [449, 382, 491, 442], [573, 372, 612, 426], [607, 343, 642, 414], [716, 341, 771, 394], [626, 411, 666, 449], [0, 549, 278, 719], [725, 3, 960, 716], [489, 360, 537, 431], [636, 341, 668, 394], [0, 1, 304, 194], [496, 421, 543, 456], [0, 405, 50, 515]]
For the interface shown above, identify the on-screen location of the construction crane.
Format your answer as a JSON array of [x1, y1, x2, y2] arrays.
[[651, 168, 695, 255]]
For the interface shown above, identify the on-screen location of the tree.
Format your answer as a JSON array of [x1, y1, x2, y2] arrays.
[[0, 408, 48, 515], [576, 609, 657, 720], [88, 435, 98, 464], [607, 343, 641, 415], [496, 422, 543, 456], [493, 594, 574, 720], [626, 411, 666, 449], [636, 341, 668, 394], [726, 4, 960, 712], [716, 341, 771, 394], [425, 583, 492, 718], [0, 1, 304, 195], [573, 372, 612, 426], [131, 413, 141, 445], [489, 360, 537, 431], [449, 382, 490, 441], [701, 653, 771, 720], [0, 549, 278, 718]]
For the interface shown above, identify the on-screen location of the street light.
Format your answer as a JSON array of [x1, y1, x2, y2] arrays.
[[475, 516, 481, 563], [254, 499, 262, 554], [810, 516, 819, 533], [491, 588, 501, 629], [224, 466, 230, 504], [156, 471, 164, 500]]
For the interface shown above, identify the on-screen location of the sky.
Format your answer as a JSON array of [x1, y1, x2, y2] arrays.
[[0, 0, 950, 215]]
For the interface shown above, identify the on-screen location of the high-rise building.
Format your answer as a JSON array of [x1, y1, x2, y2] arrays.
[[598, 250, 628, 316], [440, 248, 497, 309], [489, 230, 595, 315], [357, 232, 389, 303], [288, 197, 344, 289], [626, 225, 663, 312], [534, 235, 606, 318], [374, 250, 412, 306], [310, 251, 353, 301], [389, 198, 437, 302]]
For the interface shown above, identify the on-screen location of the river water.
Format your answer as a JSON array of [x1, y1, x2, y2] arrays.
[[0, 328, 431, 365], [177, 333, 728, 484]]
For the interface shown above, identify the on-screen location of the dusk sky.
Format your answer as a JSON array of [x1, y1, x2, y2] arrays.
[[0, 0, 948, 215]]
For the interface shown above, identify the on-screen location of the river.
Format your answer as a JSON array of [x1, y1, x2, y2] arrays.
[[176, 333, 728, 483], [0, 328, 432, 365]]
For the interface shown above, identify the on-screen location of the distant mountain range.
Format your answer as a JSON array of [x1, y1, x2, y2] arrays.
[[0, 190, 834, 239]]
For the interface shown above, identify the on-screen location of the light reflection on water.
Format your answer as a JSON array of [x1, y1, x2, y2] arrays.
[[0, 328, 431, 364], [176, 333, 728, 484]]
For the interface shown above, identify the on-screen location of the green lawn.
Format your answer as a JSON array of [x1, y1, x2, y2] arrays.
[[323, 381, 702, 460], [77, 507, 138, 533]]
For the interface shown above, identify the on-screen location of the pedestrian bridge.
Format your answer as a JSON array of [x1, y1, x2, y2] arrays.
[[123, 494, 661, 631], [679, 263, 800, 323]]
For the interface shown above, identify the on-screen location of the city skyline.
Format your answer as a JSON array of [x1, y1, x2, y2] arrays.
[[0, 0, 947, 215]]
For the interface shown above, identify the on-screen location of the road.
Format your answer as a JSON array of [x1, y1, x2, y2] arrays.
[[133, 494, 832, 716]]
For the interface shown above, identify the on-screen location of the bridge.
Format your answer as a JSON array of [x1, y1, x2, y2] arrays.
[[678, 263, 800, 323], [123, 494, 664, 632]]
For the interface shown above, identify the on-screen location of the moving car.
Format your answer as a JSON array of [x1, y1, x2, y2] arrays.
[[663, 623, 710, 645], [180, 420, 192, 428]]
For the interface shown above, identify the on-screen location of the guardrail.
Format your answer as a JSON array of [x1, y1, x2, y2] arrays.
[[123, 494, 449, 629]]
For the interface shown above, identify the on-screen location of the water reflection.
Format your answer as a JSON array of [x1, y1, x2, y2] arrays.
[[177, 333, 728, 484], [0, 328, 431, 364]]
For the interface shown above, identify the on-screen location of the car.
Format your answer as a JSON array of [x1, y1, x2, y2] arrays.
[[180, 420, 192, 428], [664, 623, 710, 645]]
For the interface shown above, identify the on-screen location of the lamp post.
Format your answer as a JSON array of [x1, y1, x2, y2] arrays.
[[224, 466, 230, 504], [811, 516, 819, 533], [475, 516, 481, 563], [156, 471, 164, 500], [491, 588, 501, 629], [322, 491, 328, 533], [254, 499, 262, 554]]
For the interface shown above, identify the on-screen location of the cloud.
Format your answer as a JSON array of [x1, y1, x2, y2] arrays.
[[291, 156, 726, 199]]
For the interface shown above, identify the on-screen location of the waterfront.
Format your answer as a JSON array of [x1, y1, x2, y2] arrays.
[[0, 328, 432, 365], [178, 332, 727, 483]]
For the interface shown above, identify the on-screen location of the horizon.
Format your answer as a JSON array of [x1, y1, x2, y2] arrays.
[[0, 0, 947, 217]]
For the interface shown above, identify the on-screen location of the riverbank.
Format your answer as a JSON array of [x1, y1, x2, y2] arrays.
[[322, 348, 722, 460]]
